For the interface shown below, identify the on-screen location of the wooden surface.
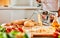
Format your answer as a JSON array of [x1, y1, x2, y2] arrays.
[[33, 33, 53, 37]]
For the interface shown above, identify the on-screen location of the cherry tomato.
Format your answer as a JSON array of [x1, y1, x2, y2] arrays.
[[53, 32, 59, 38], [6, 28, 12, 33]]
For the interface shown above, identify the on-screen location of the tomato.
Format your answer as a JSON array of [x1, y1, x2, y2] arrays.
[[53, 32, 59, 38], [12, 27, 16, 30], [6, 28, 12, 33], [18, 28, 23, 32]]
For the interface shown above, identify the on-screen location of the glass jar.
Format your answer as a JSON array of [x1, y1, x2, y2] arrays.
[[0, 0, 10, 7]]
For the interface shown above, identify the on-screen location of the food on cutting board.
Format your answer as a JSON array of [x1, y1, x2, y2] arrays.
[[1, 19, 58, 38], [30, 26, 55, 33], [2, 19, 38, 27], [52, 20, 59, 28], [0, 25, 28, 38], [11, 19, 26, 25], [24, 20, 38, 27], [15, 32, 25, 38]]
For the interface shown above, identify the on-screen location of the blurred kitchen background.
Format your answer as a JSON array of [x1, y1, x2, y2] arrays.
[[0, 0, 60, 24]]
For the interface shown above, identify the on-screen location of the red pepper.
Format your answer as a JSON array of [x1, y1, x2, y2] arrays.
[[6, 28, 12, 33], [12, 27, 16, 30], [18, 28, 23, 32]]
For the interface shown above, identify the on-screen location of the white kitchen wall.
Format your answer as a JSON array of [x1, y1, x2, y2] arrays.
[[14, 0, 32, 6], [58, 0, 60, 7], [0, 10, 37, 24], [10, 10, 25, 21], [25, 10, 38, 21], [0, 10, 12, 24], [0, 10, 26, 24], [16, 0, 30, 6]]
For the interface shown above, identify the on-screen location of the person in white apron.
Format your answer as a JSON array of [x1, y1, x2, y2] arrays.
[[41, 0, 58, 11]]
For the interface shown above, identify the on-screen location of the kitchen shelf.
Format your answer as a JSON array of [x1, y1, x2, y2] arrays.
[[0, 7, 41, 10]]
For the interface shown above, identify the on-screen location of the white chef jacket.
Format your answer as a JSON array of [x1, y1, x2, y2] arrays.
[[41, 0, 58, 11]]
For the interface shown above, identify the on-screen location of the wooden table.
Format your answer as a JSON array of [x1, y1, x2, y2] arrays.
[[32, 33, 53, 38]]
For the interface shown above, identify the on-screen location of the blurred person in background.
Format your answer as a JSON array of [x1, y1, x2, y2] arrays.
[[41, 0, 58, 11]]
